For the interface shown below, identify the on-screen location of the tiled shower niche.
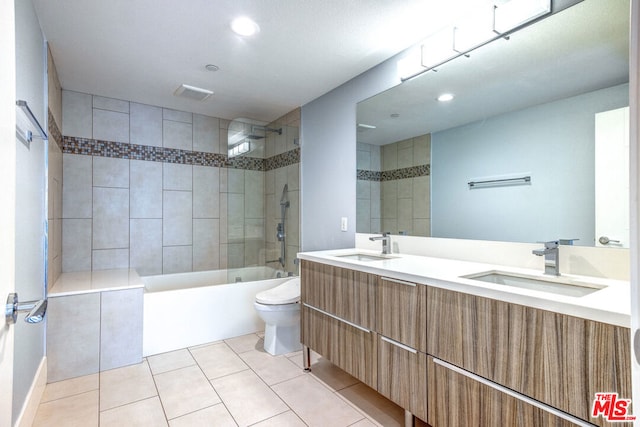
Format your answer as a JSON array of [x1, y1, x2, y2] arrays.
[[357, 134, 431, 236], [60, 90, 300, 276]]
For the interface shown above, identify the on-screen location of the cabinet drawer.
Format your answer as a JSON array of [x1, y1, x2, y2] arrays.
[[428, 357, 585, 427], [301, 260, 376, 329], [376, 276, 427, 352], [427, 287, 631, 426], [301, 304, 377, 389], [378, 335, 427, 422]]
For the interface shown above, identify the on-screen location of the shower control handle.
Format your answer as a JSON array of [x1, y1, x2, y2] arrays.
[[277, 223, 285, 241], [5, 292, 47, 325]]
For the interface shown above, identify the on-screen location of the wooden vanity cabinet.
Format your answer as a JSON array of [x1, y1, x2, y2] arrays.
[[376, 276, 427, 353], [378, 335, 428, 421], [427, 356, 577, 427], [301, 304, 378, 388], [374, 275, 429, 421], [300, 260, 376, 330], [426, 286, 632, 426]]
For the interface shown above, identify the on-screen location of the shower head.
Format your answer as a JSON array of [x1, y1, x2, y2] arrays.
[[280, 184, 290, 207]]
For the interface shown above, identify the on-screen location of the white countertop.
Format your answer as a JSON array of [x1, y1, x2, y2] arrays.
[[297, 249, 631, 328], [49, 269, 144, 297]]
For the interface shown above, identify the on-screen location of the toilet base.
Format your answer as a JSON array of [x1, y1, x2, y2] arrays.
[[263, 323, 302, 355]]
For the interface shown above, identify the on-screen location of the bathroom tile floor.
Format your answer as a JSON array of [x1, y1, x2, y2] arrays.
[[33, 332, 423, 427]]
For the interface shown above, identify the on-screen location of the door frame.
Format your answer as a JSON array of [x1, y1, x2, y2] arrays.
[[0, 0, 18, 425]]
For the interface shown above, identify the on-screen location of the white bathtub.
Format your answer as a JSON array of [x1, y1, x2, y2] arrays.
[[142, 266, 292, 356]]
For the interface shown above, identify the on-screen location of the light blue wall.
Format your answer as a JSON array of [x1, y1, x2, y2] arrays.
[[431, 84, 628, 245], [300, 57, 402, 251], [14, 0, 46, 422]]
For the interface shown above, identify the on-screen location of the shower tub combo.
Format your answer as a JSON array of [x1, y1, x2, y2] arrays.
[[142, 266, 293, 356]]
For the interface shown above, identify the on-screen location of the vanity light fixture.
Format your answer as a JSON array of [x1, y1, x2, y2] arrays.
[[494, 0, 551, 34], [421, 26, 457, 70], [437, 93, 454, 102], [401, 0, 551, 81], [453, 3, 497, 53], [231, 16, 260, 37]]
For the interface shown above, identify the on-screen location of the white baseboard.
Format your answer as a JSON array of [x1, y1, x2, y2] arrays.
[[15, 357, 46, 427]]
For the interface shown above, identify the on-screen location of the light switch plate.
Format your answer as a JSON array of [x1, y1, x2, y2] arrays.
[[341, 217, 348, 232]]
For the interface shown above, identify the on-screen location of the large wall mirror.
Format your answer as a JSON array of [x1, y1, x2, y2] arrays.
[[356, 0, 629, 247]]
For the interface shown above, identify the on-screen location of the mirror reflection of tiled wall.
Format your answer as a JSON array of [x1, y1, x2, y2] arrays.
[[59, 88, 300, 276], [357, 134, 430, 237]]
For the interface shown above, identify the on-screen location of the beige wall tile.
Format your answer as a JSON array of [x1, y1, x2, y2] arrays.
[[100, 289, 143, 371], [130, 103, 162, 147], [193, 218, 220, 272], [93, 187, 129, 249], [163, 120, 192, 150], [46, 294, 101, 382], [93, 109, 129, 143], [62, 218, 92, 272], [63, 154, 92, 219], [163, 163, 192, 191], [163, 191, 192, 246], [93, 157, 129, 188], [130, 160, 162, 219], [93, 95, 129, 113], [130, 218, 163, 275], [193, 166, 220, 218], [193, 114, 220, 153], [62, 90, 92, 138], [162, 245, 192, 274]]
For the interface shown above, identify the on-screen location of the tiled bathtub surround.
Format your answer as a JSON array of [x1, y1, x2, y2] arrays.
[[61, 90, 300, 275], [357, 134, 431, 236]]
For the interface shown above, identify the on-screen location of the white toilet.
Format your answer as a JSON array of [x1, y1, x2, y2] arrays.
[[254, 277, 302, 355]]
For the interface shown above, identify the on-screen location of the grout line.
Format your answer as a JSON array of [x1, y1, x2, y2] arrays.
[[187, 346, 241, 426]]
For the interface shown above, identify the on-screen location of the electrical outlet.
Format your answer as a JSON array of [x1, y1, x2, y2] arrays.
[[341, 217, 348, 232]]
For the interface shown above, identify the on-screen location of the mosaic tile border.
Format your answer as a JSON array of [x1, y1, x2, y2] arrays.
[[357, 164, 430, 182], [61, 135, 300, 171]]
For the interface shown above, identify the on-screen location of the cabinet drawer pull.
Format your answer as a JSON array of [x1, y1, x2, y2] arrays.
[[303, 303, 371, 333], [381, 336, 417, 354], [381, 277, 417, 287], [432, 358, 593, 427]]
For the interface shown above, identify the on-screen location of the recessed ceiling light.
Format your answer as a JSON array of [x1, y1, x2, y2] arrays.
[[231, 16, 260, 37], [205, 64, 219, 72], [437, 93, 455, 102]]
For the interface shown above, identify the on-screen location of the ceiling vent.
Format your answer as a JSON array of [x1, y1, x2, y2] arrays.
[[173, 84, 213, 101]]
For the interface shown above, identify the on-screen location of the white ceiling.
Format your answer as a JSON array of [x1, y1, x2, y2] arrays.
[[32, 0, 492, 123]]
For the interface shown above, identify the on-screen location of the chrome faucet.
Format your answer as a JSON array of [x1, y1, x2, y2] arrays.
[[532, 240, 560, 276], [370, 232, 391, 255]]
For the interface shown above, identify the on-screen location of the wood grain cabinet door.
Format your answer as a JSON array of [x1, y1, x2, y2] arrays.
[[377, 335, 427, 422], [426, 286, 631, 426], [376, 277, 427, 353], [427, 356, 581, 427], [301, 304, 378, 389], [301, 260, 376, 329]]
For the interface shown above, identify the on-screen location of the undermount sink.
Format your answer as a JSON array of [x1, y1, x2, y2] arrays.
[[463, 271, 606, 297], [335, 253, 395, 262]]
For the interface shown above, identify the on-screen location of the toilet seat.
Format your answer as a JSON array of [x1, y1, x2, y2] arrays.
[[255, 277, 300, 305]]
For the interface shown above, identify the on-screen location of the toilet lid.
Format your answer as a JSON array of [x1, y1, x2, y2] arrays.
[[255, 277, 300, 305]]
